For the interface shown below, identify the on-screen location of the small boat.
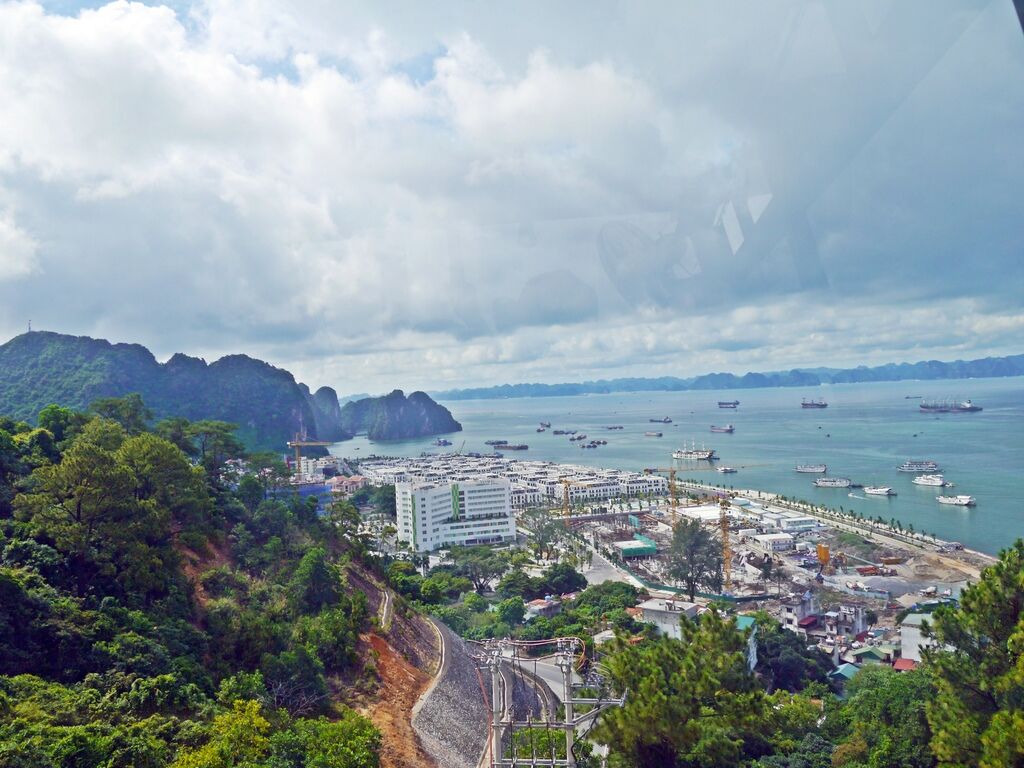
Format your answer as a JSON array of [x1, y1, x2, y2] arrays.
[[795, 464, 827, 473], [503, 444, 529, 450], [898, 460, 940, 472], [650, 417, 672, 424], [937, 495, 976, 506], [905, 395, 923, 399], [718, 400, 740, 408], [485, 439, 508, 446], [536, 427, 546, 433], [710, 424, 735, 433], [801, 398, 828, 409], [814, 477, 852, 488], [605, 425, 624, 430], [864, 486, 896, 496], [433, 438, 453, 446], [717, 466, 738, 474], [644, 431, 663, 437], [539, 421, 552, 428], [913, 474, 948, 487]]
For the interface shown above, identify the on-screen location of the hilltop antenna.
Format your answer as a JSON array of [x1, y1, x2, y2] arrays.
[[27, 319, 31, 332]]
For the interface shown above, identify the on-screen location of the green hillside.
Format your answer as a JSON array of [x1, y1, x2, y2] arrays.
[[339, 390, 462, 440]]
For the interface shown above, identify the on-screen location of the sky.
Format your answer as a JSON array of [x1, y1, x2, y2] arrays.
[[0, 0, 1022, 395]]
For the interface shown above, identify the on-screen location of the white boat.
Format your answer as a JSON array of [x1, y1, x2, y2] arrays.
[[795, 463, 827, 473], [717, 466, 738, 474], [644, 431, 663, 437], [864, 486, 896, 496], [814, 477, 852, 488], [912, 474, 948, 487], [898, 460, 940, 472], [937, 495, 976, 507], [673, 441, 718, 460]]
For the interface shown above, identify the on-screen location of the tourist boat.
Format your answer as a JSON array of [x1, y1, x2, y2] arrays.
[[718, 400, 740, 408], [864, 486, 896, 496], [795, 463, 827, 473], [801, 398, 828, 408], [673, 442, 717, 460], [432, 438, 452, 446], [920, 399, 982, 413], [814, 477, 852, 488], [536, 427, 546, 433], [912, 474, 948, 487], [650, 417, 672, 424], [717, 466, 738, 473], [539, 421, 552, 428], [644, 431, 663, 437], [898, 460, 940, 472], [710, 424, 735, 433], [484, 439, 508, 446], [937, 495, 976, 506], [605, 425, 624, 430]]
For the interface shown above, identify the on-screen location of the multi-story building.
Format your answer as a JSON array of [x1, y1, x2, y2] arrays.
[[396, 479, 516, 553]]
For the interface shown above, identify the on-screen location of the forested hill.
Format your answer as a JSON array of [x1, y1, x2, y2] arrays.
[[432, 352, 1024, 400], [340, 389, 462, 440], [0, 331, 351, 451]]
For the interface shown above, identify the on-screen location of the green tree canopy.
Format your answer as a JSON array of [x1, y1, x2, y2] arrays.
[[668, 518, 723, 601]]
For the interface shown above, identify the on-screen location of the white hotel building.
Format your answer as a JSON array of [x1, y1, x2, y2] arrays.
[[396, 479, 516, 553]]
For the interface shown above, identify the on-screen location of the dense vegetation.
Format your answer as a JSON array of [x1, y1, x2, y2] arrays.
[[0, 331, 350, 451], [432, 352, 1024, 399], [339, 390, 461, 440], [0, 397, 380, 767]]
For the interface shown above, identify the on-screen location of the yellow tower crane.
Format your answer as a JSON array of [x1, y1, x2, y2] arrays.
[[643, 468, 679, 523], [286, 432, 333, 476]]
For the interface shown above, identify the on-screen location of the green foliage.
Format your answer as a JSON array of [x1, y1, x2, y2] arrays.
[[90, 394, 153, 436], [445, 545, 509, 594], [338, 389, 460, 440], [496, 561, 586, 600], [668, 518, 723, 601], [925, 538, 1024, 768], [753, 614, 833, 693]]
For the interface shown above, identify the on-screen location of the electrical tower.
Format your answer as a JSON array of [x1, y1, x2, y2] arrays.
[[476, 637, 624, 767]]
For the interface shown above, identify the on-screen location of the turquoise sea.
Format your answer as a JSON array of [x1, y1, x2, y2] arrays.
[[333, 377, 1024, 555]]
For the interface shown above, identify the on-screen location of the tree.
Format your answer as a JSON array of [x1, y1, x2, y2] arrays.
[[171, 699, 271, 767], [37, 404, 87, 446], [753, 613, 832, 693], [522, 506, 564, 560], [446, 545, 509, 594], [287, 547, 341, 615], [496, 597, 526, 625], [90, 393, 153, 435], [595, 609, 775, 767], [925, 539, 1024, 767], [186, 420, 245, 476], [155, 416, 196, 457], [667, 518, 723, 600]]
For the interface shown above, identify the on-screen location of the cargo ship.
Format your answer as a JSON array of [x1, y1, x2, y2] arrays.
[[919, 399, 982, 413], [710, 424, 735, 433], [801, 398, 828, 408], [650, 416, 673, 424], [718, 400, 740, 408]]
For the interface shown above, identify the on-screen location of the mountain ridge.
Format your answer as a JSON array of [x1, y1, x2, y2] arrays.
[[430, 353, 1024, 400]]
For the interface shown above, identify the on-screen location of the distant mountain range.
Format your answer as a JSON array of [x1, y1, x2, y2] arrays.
[[0, 332, 459, 451], [431, 353, 1024, 401]]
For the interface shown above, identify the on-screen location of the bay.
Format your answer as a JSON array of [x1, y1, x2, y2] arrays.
[[333, 376, 1024, 555]]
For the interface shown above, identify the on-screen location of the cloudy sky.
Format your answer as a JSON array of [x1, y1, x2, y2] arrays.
[[0, 0, 1022, 394]]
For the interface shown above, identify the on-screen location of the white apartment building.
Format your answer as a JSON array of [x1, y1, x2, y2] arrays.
[[396, 479, 516, 553]]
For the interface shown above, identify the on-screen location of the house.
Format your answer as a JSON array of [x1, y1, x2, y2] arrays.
[[329, 475, 367, 496], [637, 598, 701, 640], [824, 605, 869, 639], [893, 657, 918, 672], [829, 662, 861, 693], [899, 612, 938, 662], [754, 532, 795, 552], [845, 646, 892, 665], [782, 591, 818, 635], [525, 597, 562, 620]]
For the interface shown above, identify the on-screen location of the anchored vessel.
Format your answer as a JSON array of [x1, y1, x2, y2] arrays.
[[649, 416, 673, 424], [718, 400, 740, 408], [920, 399, 982, 413], [864, 486, 896, 496], [432, 438, 453, 446], [937, 495, 976, 506], [710, 424, 735, 433], [673, 442, 718, 460], [814, 477, 852, 488], [795, 463, 827, 473], [644, 431, 663, 437], [912, 474, 949, 487], [898, 460, 940, 472], [539, 421, 552, 428], [801, 398, 828, 408], [717, 466, 738, 473]]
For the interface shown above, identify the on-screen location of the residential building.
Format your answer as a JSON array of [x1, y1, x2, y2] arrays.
[[754, 532, 795, 552], [900, 613, 937, 662], [396, 479, 515, 553], [526, 597, 563, 619], [637, 598, 700, 640]]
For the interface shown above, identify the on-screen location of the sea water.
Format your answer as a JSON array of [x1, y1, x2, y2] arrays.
[[333, 376, 1024, 555]]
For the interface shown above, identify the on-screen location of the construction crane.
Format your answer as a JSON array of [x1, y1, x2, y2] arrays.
[[642, 467, 679, 523], [720, 496, 733, 591], [561, 478, 577, 518], [286, 432, 332, 476]]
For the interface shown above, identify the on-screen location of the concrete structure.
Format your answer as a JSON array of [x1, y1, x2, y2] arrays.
[[781, 591, 818, 635], [754, 532, 795, 552], [328, 474, 367, 496], [612, 535, 658, 558], [525, 597, 562, 619], [396, 479, 515, 553], [638, 598, 700, 640], [824, 605, 869, 639], [899, 613, 937, 663]]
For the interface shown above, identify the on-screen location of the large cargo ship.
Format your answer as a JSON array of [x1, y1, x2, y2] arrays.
[[801, 398, 828, 408], [710, 424, 735, 433], [718, 400, 739, 408], [920, 399, 982, 413], [795, 463, 827, 473]]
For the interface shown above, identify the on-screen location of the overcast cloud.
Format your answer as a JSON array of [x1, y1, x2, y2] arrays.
[[0, 0, 1022, 393]]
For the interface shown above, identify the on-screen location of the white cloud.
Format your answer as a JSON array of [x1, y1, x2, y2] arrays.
[[0, 210, 38, 281]]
